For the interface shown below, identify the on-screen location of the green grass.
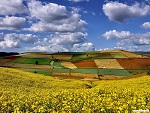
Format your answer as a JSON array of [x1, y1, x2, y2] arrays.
[[98, 69, 132, 76], [50, 61, 67, 68], [25, 58, 50, 65], [10, 58, 28, 63], [71, 68, 98, 74], [110, 52, 127, 58], [18, 68, 53, 76], [52, 68, 71, 73]]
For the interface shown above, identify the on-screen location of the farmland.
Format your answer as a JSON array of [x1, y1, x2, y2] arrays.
[[0, 50, 150, 78], [0, 67, 150, 112]]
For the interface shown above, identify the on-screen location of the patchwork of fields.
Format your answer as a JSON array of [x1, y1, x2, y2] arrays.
[[0, 50, 150, 79]]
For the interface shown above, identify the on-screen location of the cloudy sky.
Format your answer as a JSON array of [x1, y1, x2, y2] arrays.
[[0, 0, 150, 52]]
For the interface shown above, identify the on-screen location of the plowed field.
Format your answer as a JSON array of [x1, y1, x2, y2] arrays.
[[21, 53, 53, 58], [52, 54, 72, 60], [73, 60, 97, 68], [133, 58, 150, 67], [117, 59, 147, 68]]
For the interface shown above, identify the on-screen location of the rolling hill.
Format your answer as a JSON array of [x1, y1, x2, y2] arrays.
[[0, 67, 150, 112], [0, 50, 150, 80]]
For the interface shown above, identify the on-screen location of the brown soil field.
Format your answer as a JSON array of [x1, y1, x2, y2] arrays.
[[11, 63, 52, 69], [133, 58, 150, 67], [61, 61, 77, 69], [94, 59, 124, 69], [101, 50, 122, 53], [21, 53, 53, 58], [71, 73, 98, 78], [1, 62, 14, 67], [73, 60, 97, 68], [0, 59, 12, 66], [51, 74, 84, 79], [4, 56, 21, 59], [52, 55, 72, 60], [100, 75, 125, 80], [117, 59, 147, 68]]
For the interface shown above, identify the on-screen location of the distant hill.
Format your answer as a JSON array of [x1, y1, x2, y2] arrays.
[[0, 52, 19, 57]]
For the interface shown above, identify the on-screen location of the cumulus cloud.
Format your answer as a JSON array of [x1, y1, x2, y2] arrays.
[[0, 33, 39, 49], [26, 32, 95, 52], [26, 0, 86, 32], [0, 16, 26, 30], [0, 0, 28, 15], [102, 30, 150, 51], [72, 43, 95, 52], [68, 0, 89, 2], [102, 30, 131, 39], [103, 2, 150, 22], [141, 22, 150, 29]]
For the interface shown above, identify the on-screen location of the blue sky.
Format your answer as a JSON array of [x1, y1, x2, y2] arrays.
[[0, 0, 150, 52]]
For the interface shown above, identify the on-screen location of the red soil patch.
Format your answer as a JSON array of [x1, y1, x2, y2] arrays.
[[73, 60, 97, 68], [117, 58, 149, 68], [133, 58, 150, 67], [51, 74, 83, 79], [5, 56, 21, 59]]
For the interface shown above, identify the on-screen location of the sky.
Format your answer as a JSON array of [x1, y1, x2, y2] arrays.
[[0, 0, 150, 52]]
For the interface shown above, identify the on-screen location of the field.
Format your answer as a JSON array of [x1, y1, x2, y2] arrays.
[[94, 59, 123, 69], [73, 60, 97, 68], [0, 67, 150, 112], [0, 50, 150, 79]]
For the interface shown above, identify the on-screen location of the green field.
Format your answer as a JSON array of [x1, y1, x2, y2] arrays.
[[72, 68, 98, 74], [11, 58, 50, 65], [98, 69, 132, 76], [110, 52, 127, 58], [11, 58, 28, 63]]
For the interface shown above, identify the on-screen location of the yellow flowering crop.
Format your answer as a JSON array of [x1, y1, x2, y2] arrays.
[[0, 67, 150, 112]]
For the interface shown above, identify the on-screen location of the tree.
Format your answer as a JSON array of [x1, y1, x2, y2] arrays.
[[35, 61, 38, 65]]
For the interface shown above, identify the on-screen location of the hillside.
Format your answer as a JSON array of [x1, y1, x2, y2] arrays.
[[0, 67, 150, 112], [0, 50, 150, 79]]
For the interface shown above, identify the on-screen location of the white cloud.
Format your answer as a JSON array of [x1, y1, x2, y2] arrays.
[[0, 16, 26, 30], [72, 42, 95, 52], [26, 0, 86, 32], [0, 33, 39, 49], [0, 0, 28, 15], [103, 2, 150, 22], [102, 30, 150, 51], [141, 22, 150, 29], [102, 30, 131, 39], [68, 0, 89, 2], [26, 32, 95, 52]]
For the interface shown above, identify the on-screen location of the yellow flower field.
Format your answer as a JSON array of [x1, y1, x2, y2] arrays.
[[0, 67, 150, 112]]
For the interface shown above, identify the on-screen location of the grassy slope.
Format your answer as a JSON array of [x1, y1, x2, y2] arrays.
[[0, 67, 150, 112]]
